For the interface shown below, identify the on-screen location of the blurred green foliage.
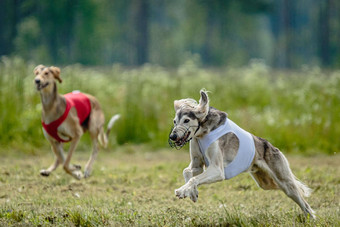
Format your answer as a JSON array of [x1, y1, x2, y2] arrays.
[[0, 57, 339, 154], [1, 0, 340, 68]]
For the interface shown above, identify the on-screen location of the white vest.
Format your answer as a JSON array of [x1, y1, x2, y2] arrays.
[[197, 118, 255, 179]]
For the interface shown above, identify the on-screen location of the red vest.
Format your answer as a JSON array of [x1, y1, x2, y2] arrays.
[[42, 92, 91, 142]]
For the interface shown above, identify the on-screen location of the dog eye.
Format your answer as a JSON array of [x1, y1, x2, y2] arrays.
[[173, 120, 176, 124], [184, 119, 190, 123], [45, 72, 48, 75]]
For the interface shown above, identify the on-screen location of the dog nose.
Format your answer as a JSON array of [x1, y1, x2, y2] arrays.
[[35, 78, 41, 84], [169, 133, 177, 141]]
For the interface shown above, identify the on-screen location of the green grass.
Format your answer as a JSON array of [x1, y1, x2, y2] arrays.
[[0, 147, 339, 226], [0, 57, 340, 154]]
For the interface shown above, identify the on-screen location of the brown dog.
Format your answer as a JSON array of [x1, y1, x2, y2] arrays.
[[34, 65, 120, 179]]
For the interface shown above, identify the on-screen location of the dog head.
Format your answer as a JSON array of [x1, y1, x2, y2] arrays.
[[169, 89, 209, 149], [34, 65, 62, 92]]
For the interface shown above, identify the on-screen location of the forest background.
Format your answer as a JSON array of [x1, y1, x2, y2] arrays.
[[1, 0, 340, 68]]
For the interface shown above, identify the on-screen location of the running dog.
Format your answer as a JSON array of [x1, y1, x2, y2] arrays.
[[34, 65, 120, 179], [169, 90, 315, 218]]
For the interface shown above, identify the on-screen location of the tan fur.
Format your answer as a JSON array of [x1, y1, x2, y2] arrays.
[[169, 89, 315, 219], [34, 65, 119, 179]]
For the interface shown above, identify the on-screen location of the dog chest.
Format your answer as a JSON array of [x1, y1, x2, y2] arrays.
[[197, 118, 255, 179], [41, 91, 91, 142]]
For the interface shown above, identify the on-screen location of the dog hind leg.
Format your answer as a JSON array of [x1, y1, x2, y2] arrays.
[[258, 149, 315, 219], [275, 176, 315, 219], [84, 135, 99, 178], [250, 168, 279, 190], [98, 114, 120, 148], [84, 110, 111, 178], [98, 128, 107, 149]]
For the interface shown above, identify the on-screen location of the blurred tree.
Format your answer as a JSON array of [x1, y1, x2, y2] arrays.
[[71, 0, 99, 64], [196, 0, 272, 66], [129, 0, 149, 65], [0, 0, 23, 56], [1, 0, 340, 68], [318, 0, 331, 67], [270, 0, 293, 68]]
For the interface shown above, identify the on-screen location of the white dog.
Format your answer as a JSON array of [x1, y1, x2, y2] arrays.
[[169, 90, 315, 218]]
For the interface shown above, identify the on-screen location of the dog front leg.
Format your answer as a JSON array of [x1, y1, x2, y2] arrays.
[[176, 142, 224, 202], [176, 165, 224, 202], [183, 163, 203, 183], [63, 134, 83, 180], [40, 141, 65, 177], [183, 139, 204, 183]]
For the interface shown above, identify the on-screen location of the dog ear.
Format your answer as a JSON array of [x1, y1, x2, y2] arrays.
[[174, 99, 198, 112], [174, 100, 181, 111], [50, 66, 62, 83], [34, 65, 45, 75], [196, 89, 209, 120]]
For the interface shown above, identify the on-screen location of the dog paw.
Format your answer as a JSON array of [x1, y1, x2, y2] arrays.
[[84, 170, 91, 178], [71, 170, 83, 180], [175, 183, 198, 202], [72, 164, 82, 170], [68, 164, 81, 172], [40, 169, 51, 177]]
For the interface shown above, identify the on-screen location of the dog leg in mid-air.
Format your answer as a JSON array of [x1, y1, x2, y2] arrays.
[[256, 153, 316, 219], [62, 132, 83, 180], [182, 140, 204, 183], [175, 142, 224, 202], [84, 137, 98, 178], [40, 138, 65, 176]]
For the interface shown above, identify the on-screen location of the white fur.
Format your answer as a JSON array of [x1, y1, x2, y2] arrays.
[[108, 114, 121, 130]]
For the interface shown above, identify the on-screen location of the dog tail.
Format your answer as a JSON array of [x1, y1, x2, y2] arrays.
[[98, 114, 120, 148], [294, 176, 312, 197]]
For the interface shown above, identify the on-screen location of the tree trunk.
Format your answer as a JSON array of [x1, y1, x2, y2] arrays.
[[202, 7, 215, 65], [0, 0, 22, 56], [272, 0, 293, 68], [130, 0, 149, 65], [318, 0, 331, 67]]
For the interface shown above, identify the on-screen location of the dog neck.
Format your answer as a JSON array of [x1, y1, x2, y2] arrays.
[[195, 107, 227, 138], [40, 82, 66, 124]]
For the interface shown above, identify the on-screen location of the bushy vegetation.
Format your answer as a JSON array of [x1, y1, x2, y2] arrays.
[[0, 57, 339, 154]]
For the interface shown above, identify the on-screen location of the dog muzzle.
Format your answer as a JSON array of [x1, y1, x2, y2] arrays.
[[168, 125, 200, 150]]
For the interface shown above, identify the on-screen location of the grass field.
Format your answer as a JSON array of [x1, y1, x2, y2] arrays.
[[0, 147, 339, 226]]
